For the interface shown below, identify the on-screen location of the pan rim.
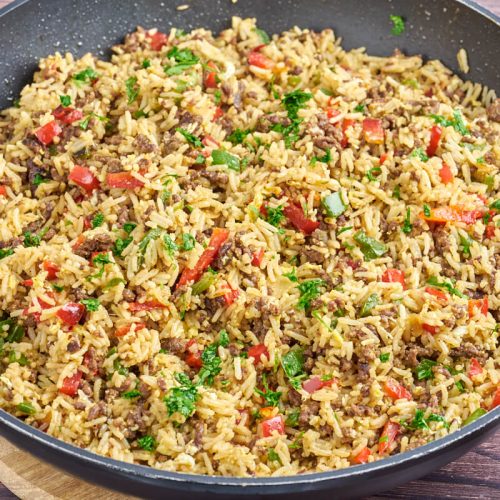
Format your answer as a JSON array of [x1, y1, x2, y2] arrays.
[[0, 0, 498, 491]]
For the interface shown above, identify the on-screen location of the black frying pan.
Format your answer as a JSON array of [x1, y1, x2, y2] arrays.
[[0, 0, 499, 498]]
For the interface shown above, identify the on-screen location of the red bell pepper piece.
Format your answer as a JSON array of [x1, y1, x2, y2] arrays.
[[107, 172, 144, 189], [177, 228, 230, 288], [340, 118, 355, 148], [259, 415, 285, 437], [381, 269, 406, 288], [128, 300, 167, 312], [485, 224, 495, 239], [247, 344, 269, 364], [148, 31, 168, 51], [378, 421, 400, 454], [21, 279, 33, 287], [248, 50, 274, 69], [302, 376, 335, 394], [352, 447, 372, 465], [53, 106, 83, 124], [56, 302, 85, 326], [212, 106, 224, 122], [326, 107, 340, 119], [59, 371, 83, 396], [379, 153, 388, 165], [422, 323, 438, 334], [439, 162, 454, 184], [283, 203, 320, 235], [468, 358, 483, 378], [115, 322, 146, 337], [223, 284, 239, 306], [204, 61, 218, 89], [251, 248, 265, 267], [426, 125, 442, 157], [185, 351, 203, 369], [383, 378, 412, 401], [425, 286, 448, 301], [35, 120, 62, 146], [468, 297, 488, 318], [419, 206, 483, 225], [42, 260, 60, 280], [0, 185, 7, 197], [490, 387, 500, 410], [68, 165, 100, 193], [362, 118, 384, 144]]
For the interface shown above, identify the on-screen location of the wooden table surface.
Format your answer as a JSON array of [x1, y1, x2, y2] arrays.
[[0, 0, 498, 498]]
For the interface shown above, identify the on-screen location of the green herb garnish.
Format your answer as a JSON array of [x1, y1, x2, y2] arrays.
[[402, 207, 413, 234], [297, 279, 325, 310], [81, 298, 100, 311], [176, 127, 202, 147], [211, 150, 240, 172], [390, 15, 405, 35], [59, 95, 71, 107]]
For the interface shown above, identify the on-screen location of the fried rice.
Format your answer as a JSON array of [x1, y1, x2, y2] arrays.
[[0, 17, 498, 477]]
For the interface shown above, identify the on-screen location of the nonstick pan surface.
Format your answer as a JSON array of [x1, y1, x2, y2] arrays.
[[0, 1, 499, 498]]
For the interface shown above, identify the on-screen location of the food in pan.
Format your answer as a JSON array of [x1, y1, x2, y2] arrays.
[[0, 17, 498, 476]]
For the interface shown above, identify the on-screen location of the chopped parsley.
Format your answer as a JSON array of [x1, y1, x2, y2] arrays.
[[285, 409, 300, 427], [142, 59, 151, 69], [255, 373, 282, 407], [253, 27, 270, 45], [122, 389, 142, 399], [113, 236, 133, 257], [281, 348, 306, 389], [311, 148, 331, 165], [272, 89, 312, 147], [354, 230, 387, 260], [227, 128, 252, 145], [366, 166, 382, 181], [423, 204, 431, 217], [430, 110, 469, 136], [23, 229, 45, 248], [410, 148, 429, 162], [415, 358, 437, 380], [197, 332, 229, 386], [490, 199, 500, 211], [176, 127, 202, 147], [0, 317, 25, 343], [211, 150, 241, 172], [164, 47, 199, 75], [87, 253, 112, 280], [91, 212, 104, 228], [283, 268, 298, 282], [81, 298, 100, 311], [32, 173, 49, 186], [297, 279, 325, 310], [123, 222, 137, 234], [354, 103, 366, 113], [405, 409, 449, 430], [380, 353, 390, 362], [73, 67, 98, 85], [137, 228, 162, 266], [390, 15, 405, 35], [163, 234, 178, 258], [125, 76, 140, 104], [402, 207, 413, 234], [392, 185, 401, 200], [459, 233, 474, 257], [0, 248, 13, 261], [267, 449, 282, 464], [164, 372, 199, 419], [265, 205, 285, 228], [426, 276, 465, 298], [360, 293, 379, 317], [181, 233, 196, 251], [137, 435, 157, 451], [59, 95, 71, 107]]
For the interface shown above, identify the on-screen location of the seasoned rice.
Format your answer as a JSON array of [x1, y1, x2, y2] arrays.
[[0, 17, 498, 477]]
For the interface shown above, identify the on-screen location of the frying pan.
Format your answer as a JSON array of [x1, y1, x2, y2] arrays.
[[0, 0, 499, 498]]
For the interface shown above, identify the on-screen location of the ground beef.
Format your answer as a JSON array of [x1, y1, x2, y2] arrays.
[[122, 288, 136, 302], [311, 113, 343, 150], [449, 342, 487, 362], [177, 110, 201, 128], [302, 246, 325, 264], [133, 134, 157, 153], [74, 234, 113, 259], [83, 347, 103, 377], [88, 401, 106, 420], [403, 343, 434, 368], [117, 206, 130, 226], [67, 339, 81, 353], [256, 114, 291, 133], [299, 400, 320, 427], [486, 98, 500, 122], [27, 159, 50, 195], [346, 405, 373, 417], [126, 405, 148, 433], [203, 296, 226, 316], [193, 420, 204, 447], [339, 358, 353, 372], [22, 135, 44, 154], [288, 388, 302, 406], [357, 361, 371, 382], [70, 287, 90, 301], [160, 337, 186, 355], [95, 155, 122, 172], [199, 170, 229, 187], [432, 226, 451, 253]]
